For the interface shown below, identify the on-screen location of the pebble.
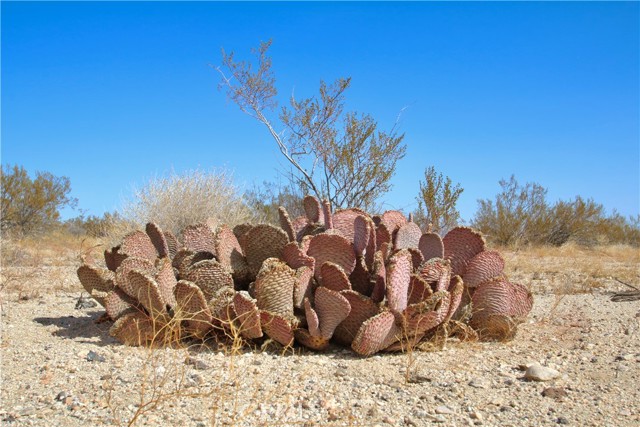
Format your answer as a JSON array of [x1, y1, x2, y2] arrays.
[[469, 378, 489, 389], [404, 415, 417, 426], [86, 350, 105, 363], [524, 364, 560, 381], [615, 354, 634, 362], [435, 405, 455, 415], [407, 374, 432, 384], [74, 295, 97, 309], [542, 387, 568, 400], [184, 356, 210, 370]]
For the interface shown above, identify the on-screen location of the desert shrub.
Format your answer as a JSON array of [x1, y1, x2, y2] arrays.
[[244, 180, 306, 225], [473, 176, 640, 247], [117, 168, 257, 238], [63, 212, 128, 238], [473, 176, 548, 246], [218, 40, 406, 212], [412, 166, 463, 235], [1, 164, 78, 238]]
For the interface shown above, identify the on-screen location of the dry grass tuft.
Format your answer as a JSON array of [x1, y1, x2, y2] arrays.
[[114, 168, 260, 243], [500, 243, 639, 295], [1, 230, 102, 296]]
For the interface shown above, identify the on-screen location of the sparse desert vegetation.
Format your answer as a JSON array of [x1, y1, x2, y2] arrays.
[[1, 219, 639, 426]]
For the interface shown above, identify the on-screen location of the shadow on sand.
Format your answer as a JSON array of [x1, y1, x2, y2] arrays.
[[34, 309, 117, 347]]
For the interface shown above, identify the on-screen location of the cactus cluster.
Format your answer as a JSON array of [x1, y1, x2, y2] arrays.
[[77, 196, 533, 356]]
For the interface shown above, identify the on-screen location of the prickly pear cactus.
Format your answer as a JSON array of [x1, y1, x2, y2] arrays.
[[77, 196, 533, 355]]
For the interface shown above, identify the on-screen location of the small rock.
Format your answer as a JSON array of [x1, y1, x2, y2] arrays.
[[335, 368, 348, 378], [185, 356, 209, 370], [86, 351, 105, 363], [2, 414, 17, 423], [185, 373, 204, 388], [55, 391, 70, 402], [382, 415, 395, 425], [435, 405, 454, 415], [542, 387, 568, 400], [408, 374, 432, 384], [524, 364, 560, 381], [615, 354, 634, 362], [556, 416, 569, 424], [404, 416, 417, 426], [470, 410, 483, 421], [468, 378, 489, 389], [75, 295, 97, 309]]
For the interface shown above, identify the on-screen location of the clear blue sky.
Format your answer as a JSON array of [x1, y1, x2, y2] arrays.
[[2, 1, 639, 222]]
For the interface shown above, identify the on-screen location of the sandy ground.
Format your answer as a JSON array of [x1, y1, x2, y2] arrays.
[[1, 247, 639, 427]]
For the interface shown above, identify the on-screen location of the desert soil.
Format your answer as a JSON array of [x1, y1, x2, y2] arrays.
[[1, 246, 639, 427]]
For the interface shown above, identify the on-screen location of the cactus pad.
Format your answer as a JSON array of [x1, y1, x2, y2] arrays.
[[353, 215, 371, 257], [418, 232, 444, 261], [174, 280, 213, 339], [182, 223, 217, 255], [386, 249, 412, 313], [332, 208, 368, 242], [278, 206, 296, 242], [408, 274, 433, 305], [105, 288, 137, 320], [303, 195, 322, 223], [184, 259, 234, 302], [110, 309, 156, 346], [351, 311, 401, 356], [163, 230, 180, 259], [154, 257, 177, 308], [320, 262, 352, 292], [215, 225, 250, 283], [380, 210, 407, 235], [77, 264, 115, 295], [232, 291, 263, 339], [293, 266, 314, 309], [470, 279, 533, 339], [294, 328, 330, 351], [104, 246, 127, 272], [463, 250, 505, 288], [333, 290, 380, 346], [315, 286, 351, 340], [127, 269, 169, 323], [304, 297, 321, 337], [242, 224, 289, 278], [443, 227, 485, 276], [115, 257, 156, 300], [307, 233, 356, 281], [145, 222, 170, 258], [394, 222, 422, 250], [121, 230, 157, 261], [254, 258, 296, 318], [260, 311, 294, 347]]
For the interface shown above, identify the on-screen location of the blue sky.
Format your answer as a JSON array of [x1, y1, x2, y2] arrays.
[[2, 1, 639, 222]]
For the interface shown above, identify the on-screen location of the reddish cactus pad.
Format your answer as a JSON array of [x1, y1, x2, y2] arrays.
[[463, 250, 505, 288], [307, 233, 356, 281], [443, 227, 485, 276], [182, 223, 217, 255], [352, 311, 401, 356], [418, 232, 444, 261], [314, 286, 351, 340], [232, 291, 263, 339]]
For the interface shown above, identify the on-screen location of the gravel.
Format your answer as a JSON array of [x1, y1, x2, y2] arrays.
[[1, 278, 639, 426]]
